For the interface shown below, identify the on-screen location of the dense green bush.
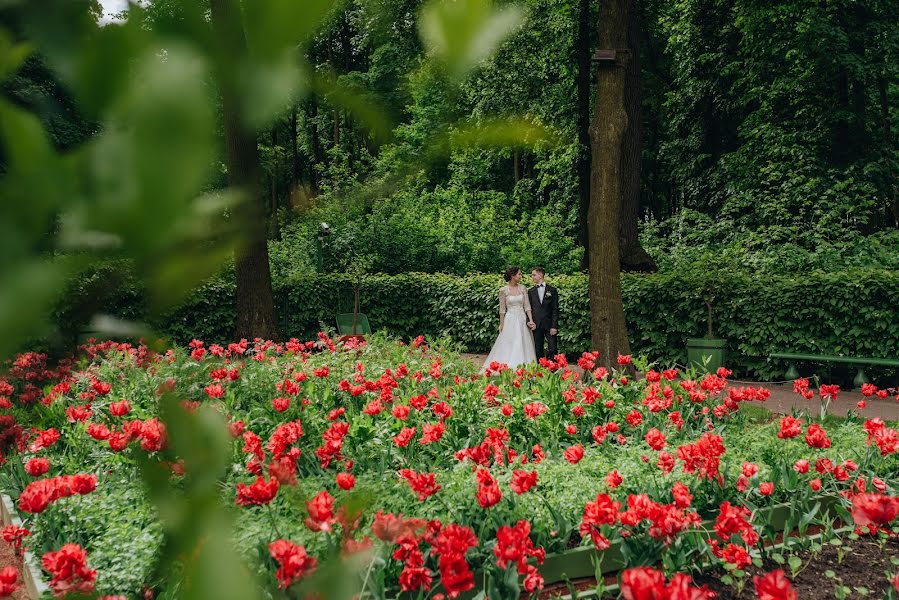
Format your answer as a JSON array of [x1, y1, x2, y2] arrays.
[[269, 183, 583, 278], [640, 210, 899, 274], [55, 266, 899, 382]]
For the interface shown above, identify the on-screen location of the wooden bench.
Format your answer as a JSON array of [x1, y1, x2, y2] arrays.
[[769, 352, 899, 389]]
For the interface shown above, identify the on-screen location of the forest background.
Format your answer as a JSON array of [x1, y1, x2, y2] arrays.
[[4, 0, 898, 372]]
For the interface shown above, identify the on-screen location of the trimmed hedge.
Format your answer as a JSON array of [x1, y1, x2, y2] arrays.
[[52, 267, 899, 381]]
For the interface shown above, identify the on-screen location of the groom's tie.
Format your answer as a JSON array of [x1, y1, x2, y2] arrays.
[[538, 283, 545, 303]]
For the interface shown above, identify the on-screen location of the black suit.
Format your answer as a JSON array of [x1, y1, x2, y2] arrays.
[[528, 284, 559, 360]]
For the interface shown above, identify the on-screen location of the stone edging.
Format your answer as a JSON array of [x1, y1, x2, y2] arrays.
[[0, 492, 50, 599]]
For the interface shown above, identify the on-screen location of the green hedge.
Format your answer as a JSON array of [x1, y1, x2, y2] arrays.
[[50, 266, 899, 381]]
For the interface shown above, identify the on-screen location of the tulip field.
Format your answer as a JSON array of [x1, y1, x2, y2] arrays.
[[0, 334, 897, 599]]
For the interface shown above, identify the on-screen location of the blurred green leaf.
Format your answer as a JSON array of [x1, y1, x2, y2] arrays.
[[71, 19, 147, 118], [0, 30, 32, 80], [312, 70, 394, 143], [448, 117, 558, 149], [239, 57, 307, 129], [0, 260, 70, 359], [87, 313, 152, 340], [145, 239, 239, 311], [54, 41, 237, 311], [296, 550, 372, 600], [0, 100, 69, 239], [419, 0, 525, 80], [242, 0, 335, 60], [140, 394, 262, 600]]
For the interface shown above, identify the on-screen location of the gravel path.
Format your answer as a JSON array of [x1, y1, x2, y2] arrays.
[[0, 542, 31, 600]]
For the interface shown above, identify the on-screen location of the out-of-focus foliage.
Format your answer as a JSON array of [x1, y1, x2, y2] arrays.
[[0, 0, 549, 358], [0, 0, 542, 597]]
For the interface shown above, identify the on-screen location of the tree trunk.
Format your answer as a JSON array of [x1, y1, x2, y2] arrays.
[[513, 150, 522, 183], [209, 0, 279, 341], [333, 110, 340, 147], [576, 0, 592, 271], [878, 76, 893, 144], [878, 75, 898, 227], [618, 0, 657, 273], [269, 125, 281, 240], [325, 40, 340, 150], [290, 105, 300, 186], [309, 97, 322, 195], [833, 67, 852, 166], [352, 286, 359, 335], [588, 0, 632, 366]]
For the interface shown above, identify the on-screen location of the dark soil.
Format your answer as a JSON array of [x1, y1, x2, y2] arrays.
[[700, 534, 899, 600], [537, 575, 615, 599]]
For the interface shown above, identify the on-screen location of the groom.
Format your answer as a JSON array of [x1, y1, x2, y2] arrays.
[[528, 267, 559, 360]]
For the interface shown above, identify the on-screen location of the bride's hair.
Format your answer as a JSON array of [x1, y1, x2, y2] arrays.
[[503, 266, 521, 282]]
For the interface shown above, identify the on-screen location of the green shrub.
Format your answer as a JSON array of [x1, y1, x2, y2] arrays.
[[268, 184, 584, 278], [54, 267, 899, 382]]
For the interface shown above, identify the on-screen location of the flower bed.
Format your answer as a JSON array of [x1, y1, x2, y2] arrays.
[[700, 533, 899, 600], [0, 334, 897, 599]]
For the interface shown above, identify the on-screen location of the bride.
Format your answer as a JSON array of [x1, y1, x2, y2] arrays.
[[481, 267, 537, 372]]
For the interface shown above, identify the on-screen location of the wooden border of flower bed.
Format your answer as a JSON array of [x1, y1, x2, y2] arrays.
[[433, 495, 842, 600], [544, 524, 856, 600], [0, 492, 50, 600], [536, 495, 840, 585]]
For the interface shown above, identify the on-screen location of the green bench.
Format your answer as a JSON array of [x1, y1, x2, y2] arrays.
[[336, 313, 372, 336], [769, 352, 899, 389]]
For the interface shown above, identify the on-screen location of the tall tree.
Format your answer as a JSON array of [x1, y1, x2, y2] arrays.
[[209, 0, 279, 340], [588, 0, 632, 364], [576, 0, 592, 271], [618, 0, 657, 272], [879, 73, 898, 226]]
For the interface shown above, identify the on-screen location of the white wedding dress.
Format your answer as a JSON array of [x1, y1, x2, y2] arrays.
[[481, 286, 537, 372]]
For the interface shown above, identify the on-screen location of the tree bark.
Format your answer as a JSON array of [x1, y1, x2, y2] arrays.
[[878, 76, 893, 144], [878, 75, 898, 227], [333, 110, 340, 147], [576, 0, 592, 271], [290, 106, 300, 186], [833, 68, 851, 166], [588, 0, 632, 365], [209, 0, 280, 341], [618, 0, 657, 272], [269, 125, 280, 240], [309, 97, 322, 195]]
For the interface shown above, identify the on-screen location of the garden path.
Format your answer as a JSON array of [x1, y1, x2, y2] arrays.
[[462, 354, 899, 421]]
